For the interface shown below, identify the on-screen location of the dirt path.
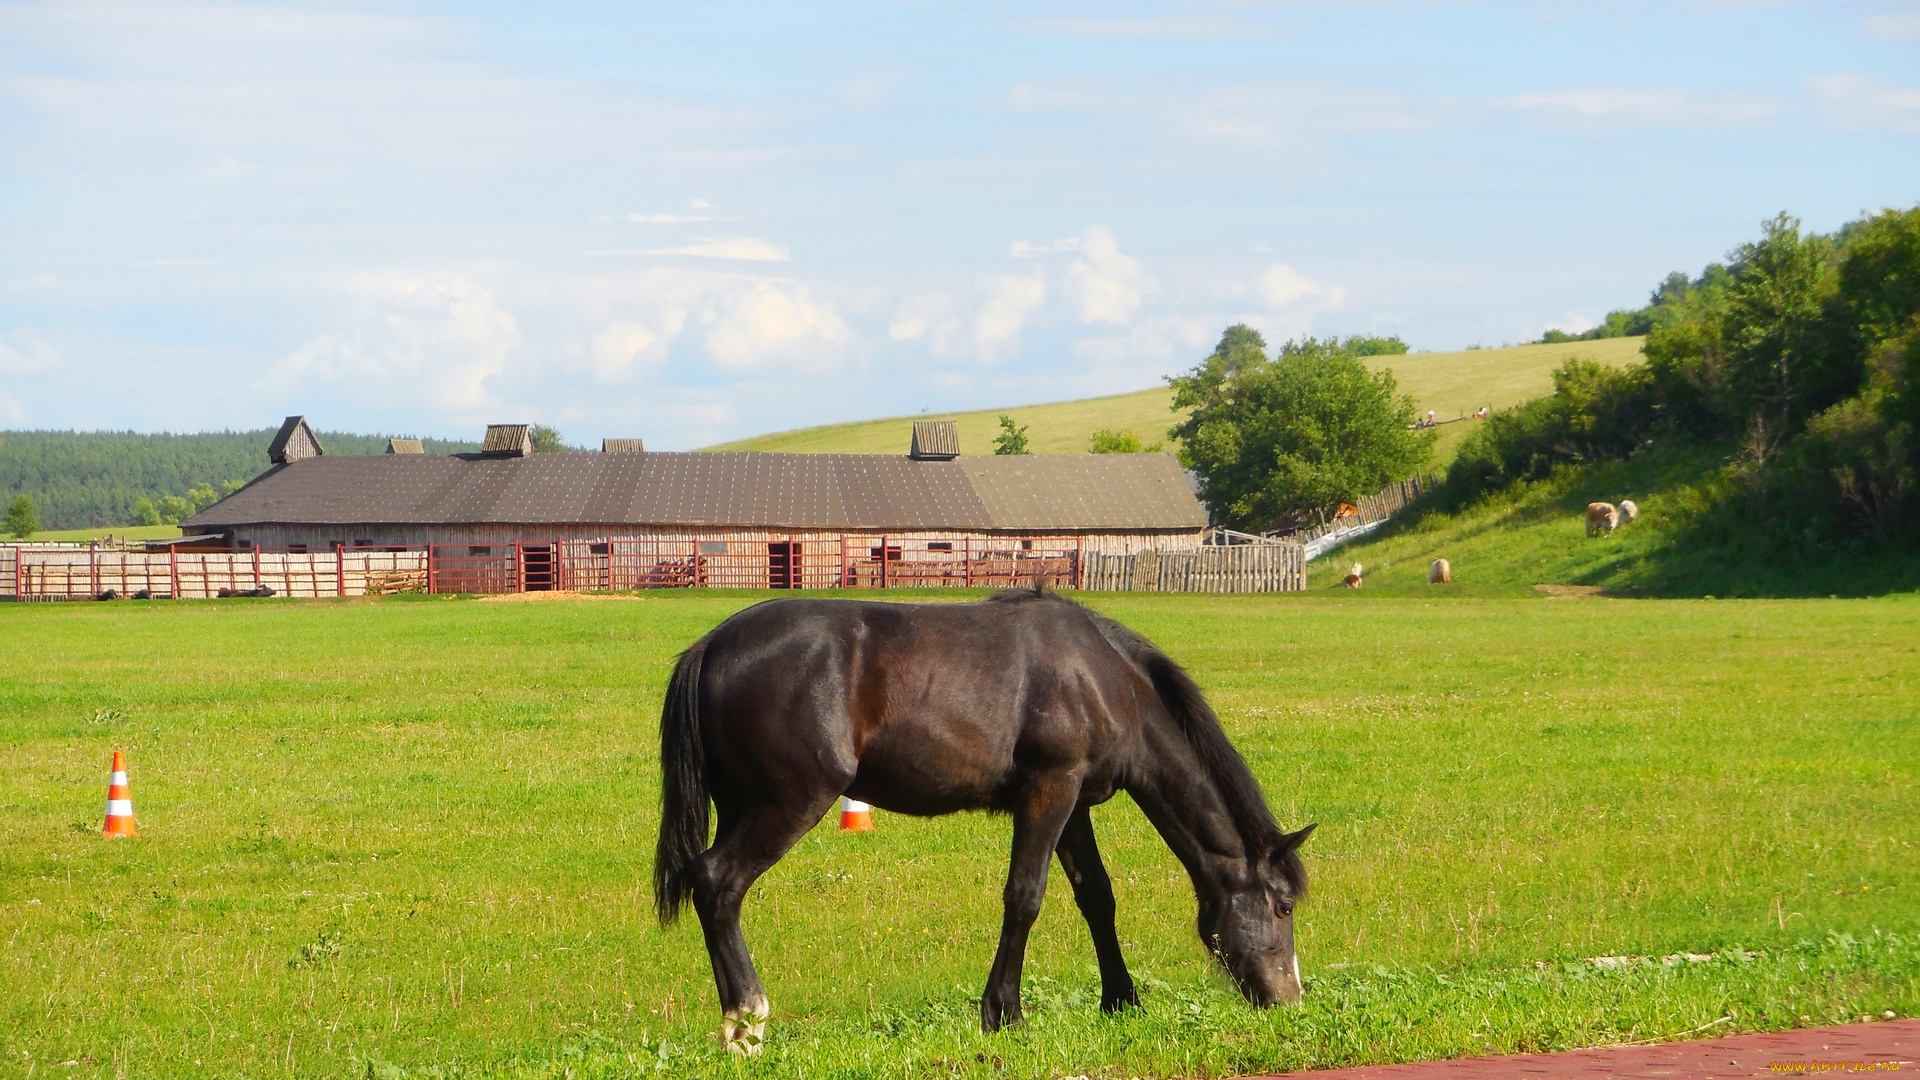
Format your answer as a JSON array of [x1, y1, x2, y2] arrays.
[[1251, 1018, 1917, 1078]]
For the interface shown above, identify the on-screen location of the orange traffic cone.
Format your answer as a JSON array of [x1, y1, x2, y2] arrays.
[[839, 796, 873, 832], [102, 750, 137, 837]]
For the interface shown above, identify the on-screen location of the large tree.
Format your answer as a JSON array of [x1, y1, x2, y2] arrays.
[[1169, 327, 1434, 530]]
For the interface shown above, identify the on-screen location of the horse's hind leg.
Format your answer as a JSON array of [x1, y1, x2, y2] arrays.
[[982, 773, 1081, 1033], [1054, 805, 1139, 1013], [688, 793, 837, 1055]]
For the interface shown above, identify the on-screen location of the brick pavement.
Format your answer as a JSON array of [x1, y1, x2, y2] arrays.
[[1253, 1018, 1917, 1078]]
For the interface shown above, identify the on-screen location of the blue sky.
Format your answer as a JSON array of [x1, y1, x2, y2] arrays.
[[2, 1, 1917, 448]]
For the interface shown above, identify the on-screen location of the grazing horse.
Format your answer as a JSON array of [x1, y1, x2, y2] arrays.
[[654, 588, 1315, 1053]]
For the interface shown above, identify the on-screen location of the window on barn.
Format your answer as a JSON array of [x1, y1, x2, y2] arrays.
[[288, 545, 308, 554], [698, 541, 728, 555], [927, 542, 953, 551], [589, 543, 610, 556], [354, 539, 371, 547], [469, 545, 491, 557]]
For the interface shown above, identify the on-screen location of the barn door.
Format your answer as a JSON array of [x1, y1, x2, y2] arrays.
[[767, 541, 799, 589], [522, 544, 555, 591]]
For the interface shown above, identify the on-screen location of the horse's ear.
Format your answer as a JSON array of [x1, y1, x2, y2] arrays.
[[1277, 823, 1317, 856]]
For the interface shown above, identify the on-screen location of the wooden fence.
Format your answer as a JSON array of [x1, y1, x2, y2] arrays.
[[1082, 542, 1303, 593], [4, 533, 1313, 599], [1275, 473, 1439, 559]]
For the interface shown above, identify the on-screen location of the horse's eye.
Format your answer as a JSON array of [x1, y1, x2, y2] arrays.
[[1275, 899, 1294, 918]]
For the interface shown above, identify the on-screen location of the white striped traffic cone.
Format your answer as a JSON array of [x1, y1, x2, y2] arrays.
[[839, 796, 873, 832], [103, 750, 137, 838]]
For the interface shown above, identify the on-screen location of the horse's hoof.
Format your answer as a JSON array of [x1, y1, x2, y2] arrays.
[[722, 996, 769, 1056]]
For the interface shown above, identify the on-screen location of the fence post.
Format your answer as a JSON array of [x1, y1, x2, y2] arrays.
[[879, 536, 888, 589], [252, 545, 261, 590], [336, 543, 346, 597], [964, 535, 972, 589], [514, 540, 524, 593]]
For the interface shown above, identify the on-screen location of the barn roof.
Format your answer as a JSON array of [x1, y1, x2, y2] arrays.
[[185, 451, 1205, 532]]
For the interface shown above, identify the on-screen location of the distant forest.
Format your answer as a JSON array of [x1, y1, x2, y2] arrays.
[[0, 429, 478, 531]]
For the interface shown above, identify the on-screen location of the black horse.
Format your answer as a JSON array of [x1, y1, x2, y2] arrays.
[[653, 588, 1314, 1053]]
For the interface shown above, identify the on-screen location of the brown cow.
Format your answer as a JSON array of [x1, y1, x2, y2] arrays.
[[1585, 502, 1620, 537], [1343, 562, 1364, 588]]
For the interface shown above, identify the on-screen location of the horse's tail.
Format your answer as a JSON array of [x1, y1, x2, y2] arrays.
[[653, 639, 710, 926]]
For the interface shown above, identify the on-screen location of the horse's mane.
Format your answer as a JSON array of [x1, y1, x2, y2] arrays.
[[1076, 601, 1305, 896]]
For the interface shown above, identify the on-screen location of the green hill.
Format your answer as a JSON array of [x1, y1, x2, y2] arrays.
[[702, 337, 1646, 460], [1314, 444, 1920, 598]]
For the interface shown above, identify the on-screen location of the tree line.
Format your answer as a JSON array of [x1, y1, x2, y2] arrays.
[[0, 428, 477, 533]]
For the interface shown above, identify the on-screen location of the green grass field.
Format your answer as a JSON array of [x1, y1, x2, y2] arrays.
[[4, 588, 1915, 1079], [701, 338, 1646, 465]]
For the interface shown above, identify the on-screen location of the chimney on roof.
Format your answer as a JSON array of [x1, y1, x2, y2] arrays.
[[909, 420, 960, 461], [601, 438, 646, 453], [482, 424, 533, 458], [268, 416, 324, 465], [385, 437, 425, 454]]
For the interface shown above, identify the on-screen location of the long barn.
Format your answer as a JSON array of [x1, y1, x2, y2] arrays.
[[172, 418, 1215, 592]]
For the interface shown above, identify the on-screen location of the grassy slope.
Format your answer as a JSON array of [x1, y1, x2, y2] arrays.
[[702, 338, 1647, 464], [1318, 444, 1920, 597], [25, 525, 184, 543], [2, 590, 1914, 1078]]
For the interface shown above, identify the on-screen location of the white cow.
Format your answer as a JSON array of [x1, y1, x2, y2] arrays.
[[1429, 558, 1451, 584]]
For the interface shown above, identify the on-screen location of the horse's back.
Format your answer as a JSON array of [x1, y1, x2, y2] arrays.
[[698, 596, 1145, 815]]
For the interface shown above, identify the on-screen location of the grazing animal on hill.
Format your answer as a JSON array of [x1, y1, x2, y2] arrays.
[[1429, 559, 1451, 584], [1585, 502, 1620, 537], [1343, 562, 1364, 588], [653, 588, 1316, 1053], [1619, 500, 1639, 523]]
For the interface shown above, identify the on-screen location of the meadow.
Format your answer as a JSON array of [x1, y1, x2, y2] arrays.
[[701, 337, 1646, 464], [2, 587, 1915, 1079]]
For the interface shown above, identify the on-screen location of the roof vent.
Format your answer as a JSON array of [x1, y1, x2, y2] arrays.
[[482, 424, 533, 458], [268, 416, 324, 465], [385, 437, 425, 454], [909, 420, 960, 461], [602, 438, 646, 454]]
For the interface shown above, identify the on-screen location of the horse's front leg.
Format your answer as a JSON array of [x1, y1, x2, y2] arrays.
[[1054, 805, 1139, 1013], [982, 774, 1081, 1032]]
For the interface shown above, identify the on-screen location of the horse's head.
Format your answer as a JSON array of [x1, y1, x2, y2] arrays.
[[1200, 823, 1316, 1007]]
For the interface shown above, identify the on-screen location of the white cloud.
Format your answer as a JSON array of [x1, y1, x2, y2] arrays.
[[1807, 73, 1920, 132], [274, 274, 518, 412], [1863, 13, 1920, 40], [1545, 312, 1595, 336], [588, 320, 662, 382], [0, 390, 26, 423], [627, 212, 710, 224], [887, 293, 958, 347], [1010, 236, 1081, 258], [704, 281, 852, 374], [1064, 225, 1155, 325], [974, 272, 1047, 359], [1257, 263, 1343, 309], [0, 336, 64, 375], [597, 238, 790, 261], [1499, 87, 1778, 127]]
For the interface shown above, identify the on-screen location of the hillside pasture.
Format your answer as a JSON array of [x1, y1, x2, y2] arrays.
[[2, 588, 1914, 1078], [701, 337, 1646, 465]]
